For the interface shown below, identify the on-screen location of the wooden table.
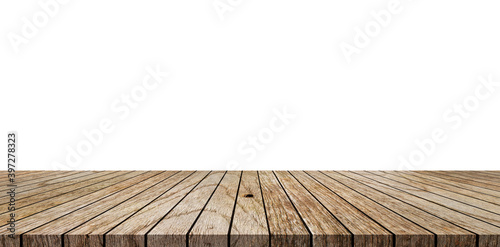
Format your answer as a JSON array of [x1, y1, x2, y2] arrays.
[[1, 171, 499, 247]]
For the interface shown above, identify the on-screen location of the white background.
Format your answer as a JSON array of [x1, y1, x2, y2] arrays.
[[1, 0, 499, 170]]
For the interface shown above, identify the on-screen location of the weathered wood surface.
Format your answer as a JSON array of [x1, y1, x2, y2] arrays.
[[1, 171, 499, 246]]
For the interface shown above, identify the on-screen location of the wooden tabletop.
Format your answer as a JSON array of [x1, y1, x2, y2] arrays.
[[1, 171, 499, 247]]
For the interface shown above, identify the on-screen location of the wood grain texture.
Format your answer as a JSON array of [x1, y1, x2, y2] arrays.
[[359, 171, 500, 227], [258, 171, 310, 247], [455, 171, 500, 181], [309, 171, 434, 247], [0, 171, 93, 196], [189, 171, 241, 246], [147, 171, 226, 247], [400, 171, 500, 206], [5, 171, 73, 183], [375, 171, 500, 213], [230, 171, 269, 247], [1, 171, 499, 247], [408, 171, 500, 198], [24, 171, 178, 247], [479, 171, 500, 178], [105, 171, 210, 247], [0, 171, 151, 247], [0, 171, 136, 224], [418, 171, 500, 192], [344, 171, 500, 247], [289, 171, 393, 247], [327, 171, 476, 247], [274, 171, 351, 247], [440, 171, 500, 185], [64, 171, 194, 247], [0, 171, 118, 213]]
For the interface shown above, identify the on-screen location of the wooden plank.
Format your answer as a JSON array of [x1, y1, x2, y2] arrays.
[[23, 171, 179, 247], [0, 171, 498, 246], [289, 171, 393, 247], [406, 171, 500, 198], [1, 171, 43, 175], [6, 171, 84, 186], [0, 171, 50, 181], [258, 171, 310, 246], [105, 171, 211, 247], [2, 171, 59, 185], [359, 171, 500, 227], [230, 171, 269, 247], [274, 171, 351, 247], [0, 171, 97, 197], [377, 171, 500, 212], [0, 171, 136, 223], [13, 171, 111, 196], [0, 171, 155, 247], [189, 171, 241, 246], [324, 171, 476, 247], [342, 171, 500, 246], [400, 171, 500, 205], [0, 171, 48, 184], [418, 171, 500, 192], [443, 171, 500, 185], [147, 171, 226, 247], [480, 171, 500, 177], [0, 171, 118, 213], [445, 171, 500, 182], [308, 171, 434, 247], [63, 171, 194, 247], [0, 171, 90, 195], [6, 171, 71, 184]]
